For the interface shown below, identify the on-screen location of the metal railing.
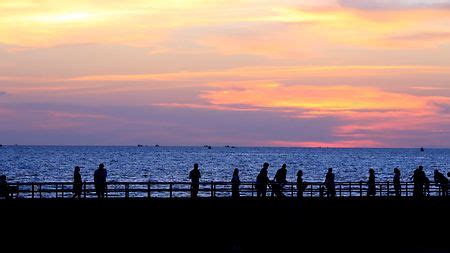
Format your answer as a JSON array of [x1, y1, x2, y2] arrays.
[[3, 181, 449, 199]]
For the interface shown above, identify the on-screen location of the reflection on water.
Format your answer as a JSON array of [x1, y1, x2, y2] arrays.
[[0, 146, 449, 183]]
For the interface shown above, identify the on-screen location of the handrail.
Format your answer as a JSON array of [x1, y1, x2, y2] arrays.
[[2, 180, 448, 199]]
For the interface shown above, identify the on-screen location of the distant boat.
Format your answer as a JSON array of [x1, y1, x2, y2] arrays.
[[225, 145, 230, 148], [155, 144, 160, 147], [420, 147, 425, 152], [137, 144, 144, 147]]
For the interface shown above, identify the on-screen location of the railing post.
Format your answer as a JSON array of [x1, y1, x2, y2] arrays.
[[291, 184, 294, 197], [31, 183, 35, 199], [405, 182, 409, 197], [310, 184, 313, 197], [359, 181, 363, 197], [349, 183, 352, 197], [210, 182, 214, 198], [169, 183, 173, 198], [339, 184, 342, 197], [125, 183, 129, 198], [387, 181, 390, 197], [106, 183, 108, 198], [55, 183, 58, 198], [379, 183, 382, 197], [251, 183, 254, 197], [147, 182, 151, 199]]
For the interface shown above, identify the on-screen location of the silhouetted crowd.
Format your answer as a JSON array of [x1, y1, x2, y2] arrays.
[[0, 163, 449, 199]]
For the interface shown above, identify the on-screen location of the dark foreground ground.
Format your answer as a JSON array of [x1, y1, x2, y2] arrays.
[[1, 197, 449, 252]]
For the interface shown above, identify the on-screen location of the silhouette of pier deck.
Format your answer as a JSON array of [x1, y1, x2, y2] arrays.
[[6, 180, 449, 198]]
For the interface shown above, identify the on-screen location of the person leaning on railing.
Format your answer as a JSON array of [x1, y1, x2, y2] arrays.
[[434, 170, 448, 197]]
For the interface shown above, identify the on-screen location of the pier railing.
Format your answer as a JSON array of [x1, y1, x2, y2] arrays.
[[4, 181, 449, 199]]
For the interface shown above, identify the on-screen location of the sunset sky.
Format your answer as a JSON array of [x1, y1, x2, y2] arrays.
[[1, 0, 450, 147]]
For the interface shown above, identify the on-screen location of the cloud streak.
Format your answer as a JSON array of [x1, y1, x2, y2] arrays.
[[1, 1, 450, 147]]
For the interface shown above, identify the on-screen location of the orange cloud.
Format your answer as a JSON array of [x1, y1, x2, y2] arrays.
[[196, 81, 450, 146], [200, 82, 444, 113]]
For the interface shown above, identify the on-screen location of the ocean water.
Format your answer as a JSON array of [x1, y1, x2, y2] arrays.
[[0, 146, 449, 183]]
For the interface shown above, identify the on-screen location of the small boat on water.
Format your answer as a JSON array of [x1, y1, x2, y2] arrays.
[[420, 147, 425, 152], [137, 144, 144, 147], [155, 144, 160, 147]]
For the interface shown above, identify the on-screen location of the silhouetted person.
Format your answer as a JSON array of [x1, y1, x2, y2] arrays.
[[272, 164, 288, 198], [256, 163, 270, 198], [189, 163, 201, 198], [324, 168, 336, 197], [367, 169, 376, 197], [411, 166, 425, 197], [297, 170, 307, 198], [231, 168, 240, 198], [73, 166, 82, 199], [393, 168, 401, 197], [0, 175, 9, 199], [94, 163, 107, 198], [434, 170, 448, 196]]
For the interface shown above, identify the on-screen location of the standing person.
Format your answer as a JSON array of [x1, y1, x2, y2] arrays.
[[367, 169, 376, 197], [297, 170, 307, 198], [189, 163, 201, 198], [411, 166, 424, 197], [393, 168, 401, 197], [94, 163, 107, 198], [256, 163, 270, 198], [434, 170, 448, 196], [272, 164, 288, 198], [324, 168, 336, 197], [231, 168, 241, 198], [73, 166, 83, 199], [0, 175, 9, 199]]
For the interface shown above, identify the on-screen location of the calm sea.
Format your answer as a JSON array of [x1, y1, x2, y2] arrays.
[[0, 146, 449, 183]]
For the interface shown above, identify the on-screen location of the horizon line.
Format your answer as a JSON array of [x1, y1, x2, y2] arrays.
[[1, 144, 447, 149]]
